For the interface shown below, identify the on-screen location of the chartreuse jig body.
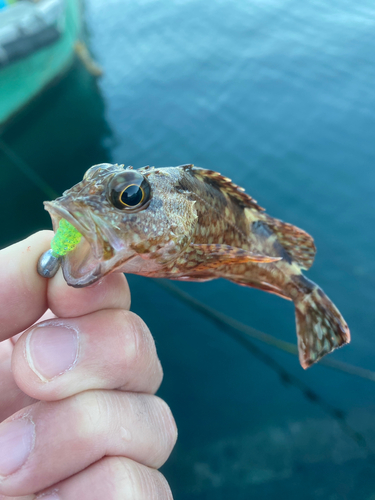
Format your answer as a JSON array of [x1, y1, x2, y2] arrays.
[[51, 219, 82, 257], [37, 219, 82, 278]]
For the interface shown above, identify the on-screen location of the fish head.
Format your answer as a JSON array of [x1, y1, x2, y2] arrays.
[[44, 163, 198, 287]]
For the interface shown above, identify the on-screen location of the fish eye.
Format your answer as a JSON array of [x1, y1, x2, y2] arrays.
[[107, 171, 151, 211]]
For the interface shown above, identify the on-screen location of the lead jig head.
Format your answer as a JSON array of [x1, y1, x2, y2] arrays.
[[37, 249, 62, 278], [37, 219, 82, 279]]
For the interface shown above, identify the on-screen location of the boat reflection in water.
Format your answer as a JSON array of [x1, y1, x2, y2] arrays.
[[0, 0, 85, 127]]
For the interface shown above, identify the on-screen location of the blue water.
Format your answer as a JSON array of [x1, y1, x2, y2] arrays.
[[1, 0, 375, 497]]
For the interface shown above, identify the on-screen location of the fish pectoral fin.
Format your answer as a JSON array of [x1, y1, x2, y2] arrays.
[[191, 244, 280, 270], [228, 278, 291, 300]]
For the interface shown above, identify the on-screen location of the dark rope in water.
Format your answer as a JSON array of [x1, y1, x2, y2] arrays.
[[155, 279, 373, 454], [0, 138, 58, 199], [1, 138, 372, 453], [157, 280, 375, 382], [2, 136, 374, 380]]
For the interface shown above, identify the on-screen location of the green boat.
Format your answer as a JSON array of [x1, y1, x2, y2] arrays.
[[0, 0, 83, 128]]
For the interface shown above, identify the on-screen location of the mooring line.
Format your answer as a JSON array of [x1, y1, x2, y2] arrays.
[[0, 138, 58, 199], [1, 137, 373, 382], [0, 137, 372, 451], [155, 280, 374, 382], [155, 279, 373, 454]]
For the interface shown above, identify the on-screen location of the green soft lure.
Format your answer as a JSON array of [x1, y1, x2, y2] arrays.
[[37, 219, 82, 278], [51, 219, 82, 257]]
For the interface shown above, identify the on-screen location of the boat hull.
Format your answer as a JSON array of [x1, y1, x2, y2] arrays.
[[0, 0, 82, 127]]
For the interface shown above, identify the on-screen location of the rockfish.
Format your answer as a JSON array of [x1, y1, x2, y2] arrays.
[[41, 163, 350, 368]]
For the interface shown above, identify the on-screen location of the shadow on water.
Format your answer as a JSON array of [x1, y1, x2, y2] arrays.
[[0, 59, 113, 248]]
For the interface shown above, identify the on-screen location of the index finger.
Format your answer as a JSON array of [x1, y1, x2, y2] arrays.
[[0, 231, 52, 341], [0, 232, 131, 341]]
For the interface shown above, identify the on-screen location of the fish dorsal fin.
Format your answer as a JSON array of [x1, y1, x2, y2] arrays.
[[188, 166, 264, 211], [264, 215, 316, 270]]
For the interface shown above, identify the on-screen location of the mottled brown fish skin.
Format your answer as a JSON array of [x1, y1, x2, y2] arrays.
[[44, 163, 350, 369]]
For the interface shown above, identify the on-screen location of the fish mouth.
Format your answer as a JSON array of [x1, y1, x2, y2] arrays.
[[44, 201, 131, 288]]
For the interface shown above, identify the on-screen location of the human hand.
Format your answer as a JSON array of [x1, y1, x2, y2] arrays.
[[0, 232, 177, 499]]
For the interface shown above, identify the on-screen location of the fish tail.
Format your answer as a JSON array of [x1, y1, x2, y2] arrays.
[[292, 275, 350, 369]]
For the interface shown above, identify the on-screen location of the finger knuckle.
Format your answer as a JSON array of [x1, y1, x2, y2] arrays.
[[115, 310, 155, 369], [97, 456, 137, 499], [101, 457, 173, 500], [153, 397, 178, 457], [134, 462, 174, 500]]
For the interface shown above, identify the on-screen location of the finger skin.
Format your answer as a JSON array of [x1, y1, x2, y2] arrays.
[[47, 270, 130, 318], [0, 231, 131, 341], [0, 340, 36, 422], [0, 233, 175, 500], [0, 458, 173, 500], [12, 310, 163, 400], [0, 495, 32, 500], [37, 456, 173, 500], [0, 232, 52, 340], [0, 392, 177, 497]]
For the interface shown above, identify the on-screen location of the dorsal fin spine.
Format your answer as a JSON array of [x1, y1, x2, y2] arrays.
[[190, 167, 264, 211]]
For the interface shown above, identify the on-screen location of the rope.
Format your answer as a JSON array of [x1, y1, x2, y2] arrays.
[[0, 137, 372, 451], [155, 279, 375, 382], [155, 279, 373, 453], [0, 138, 58, 199]]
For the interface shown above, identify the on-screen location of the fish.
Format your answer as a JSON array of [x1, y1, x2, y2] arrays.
[[42, 162, 350, 368]]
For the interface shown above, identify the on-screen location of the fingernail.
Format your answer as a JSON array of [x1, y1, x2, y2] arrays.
[[0, 419, 35, 477], [26, 324, 79, 381]]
